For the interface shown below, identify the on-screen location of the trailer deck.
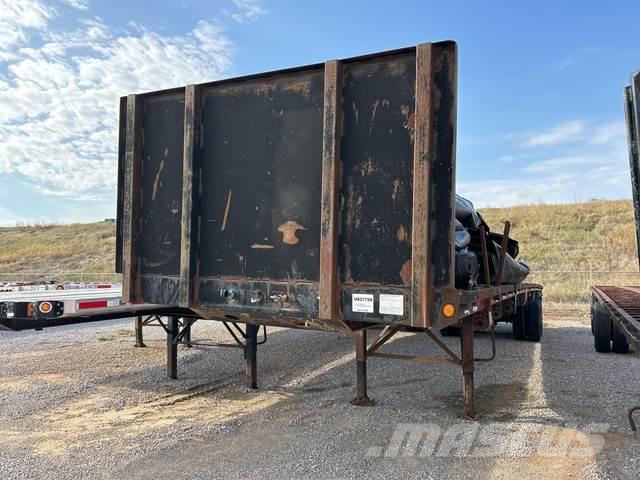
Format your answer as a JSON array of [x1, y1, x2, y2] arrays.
[[591, 286, 640, 355], [590, 69, 640, 430]]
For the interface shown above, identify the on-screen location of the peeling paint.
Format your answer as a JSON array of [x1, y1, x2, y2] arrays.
[[277, 220, 306, 245], [392, 179, 401, 202], [221, 189, 232, 231], [151, 159, 165, 201], [251, 244, 275, 249], [397, 224, 407, 242], [369, 99, 379, 135], [400, 259, 412, 285]]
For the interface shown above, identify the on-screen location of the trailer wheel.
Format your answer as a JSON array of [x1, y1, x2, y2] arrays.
[[612, 324, 630, 354], [593, 304, 612, 353], [512, 306, 526, 340], [524, 296, 543, 342]]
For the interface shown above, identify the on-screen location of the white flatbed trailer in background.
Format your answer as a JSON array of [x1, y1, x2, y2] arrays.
[[0, 287, 122, 328]]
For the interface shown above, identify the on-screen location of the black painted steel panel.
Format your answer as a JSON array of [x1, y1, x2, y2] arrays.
[[198, 70, 324, 281], [338, 53, 416, 286], [139, 92, 185, 275], [118, 42, 465, 330]]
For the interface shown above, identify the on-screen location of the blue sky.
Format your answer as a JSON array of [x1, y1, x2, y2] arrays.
[[0, 0, 639, 223]]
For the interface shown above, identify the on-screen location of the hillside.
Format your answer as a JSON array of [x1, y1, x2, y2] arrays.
[[480, 199, 639, 302], [0, 200, 638, 302], [0, 222, 116, 280]]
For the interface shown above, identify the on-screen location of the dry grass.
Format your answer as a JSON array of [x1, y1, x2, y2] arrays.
[[0, 222, 115, 278], [0, 200, 637, 303], [480, 199, 640, 303]]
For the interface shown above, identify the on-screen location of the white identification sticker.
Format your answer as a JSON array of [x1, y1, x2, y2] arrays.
[[352, 294, 374, 313], [379, 294, 404, 316]]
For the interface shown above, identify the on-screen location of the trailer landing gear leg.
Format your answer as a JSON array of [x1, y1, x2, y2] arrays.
[[460, 318, 475, 419], [167, 316, 178, 379], [134, 315, 146, 348], [351, 328, 375, 406], [245, 324, 258, 389]]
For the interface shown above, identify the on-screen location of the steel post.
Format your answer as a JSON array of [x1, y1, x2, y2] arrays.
[[134, 315, 146, 348], [351, 328, 375, 406], [245, 324, 258, 389], [460, 318, 475, 418], [167, 316, 178, 379]]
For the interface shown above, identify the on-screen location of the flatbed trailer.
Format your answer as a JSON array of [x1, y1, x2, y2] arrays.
[[590, 70, 640, 429], [1, 41, 543, 418], [0, 287, 122, 330]]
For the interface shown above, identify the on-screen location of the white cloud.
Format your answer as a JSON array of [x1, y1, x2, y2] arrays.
[[463, 119, 631, 206], [0, 2, 234, 199], [589, 121, 626, 145], [459, 163, 630, 208], [0, 0, 55, 61], [230, 0, 268, 22], [522, 155, 607, 173], [62, 0, 89, 10], [519, 120, 585, 147]]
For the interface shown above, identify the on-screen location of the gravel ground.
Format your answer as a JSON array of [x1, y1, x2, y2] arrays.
[[1, 304, 639, 479]]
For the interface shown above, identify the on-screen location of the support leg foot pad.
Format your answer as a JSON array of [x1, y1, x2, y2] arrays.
[[351, 396, 376, 406]]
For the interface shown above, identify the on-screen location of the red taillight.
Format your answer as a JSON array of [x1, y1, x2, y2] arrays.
[[78, 300, 108, 310]]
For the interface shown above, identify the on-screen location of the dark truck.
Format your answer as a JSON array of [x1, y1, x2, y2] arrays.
[[0, 41, 542, 418], [590, 70, 640, 429]]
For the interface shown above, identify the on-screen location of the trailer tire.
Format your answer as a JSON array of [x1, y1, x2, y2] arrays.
[[593, 304, 612, 353], [612, 323, 630, 354], [512, 306, 526, 340], [524, 296, 543, 342]]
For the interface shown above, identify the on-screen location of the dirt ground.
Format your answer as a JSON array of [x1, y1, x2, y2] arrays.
[[1, 304, 639, 479]]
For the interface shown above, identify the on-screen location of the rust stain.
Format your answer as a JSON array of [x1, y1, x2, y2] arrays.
[[251, 243, 274, 249], [151, 159, 165, 201], [387, 59, 408, 76], [220, 77, 311, 97], [400, 259, 412, 285], [220, 189, 232, 231], [397, 224, 407, 242], [401, 105, 415, 143], [277, 220, 306, 245], [359, 158, 375, 177]]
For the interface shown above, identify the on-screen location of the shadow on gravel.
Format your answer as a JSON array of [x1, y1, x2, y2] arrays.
[[112, 322, 545, 480], [539, 318, 640, 478]]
